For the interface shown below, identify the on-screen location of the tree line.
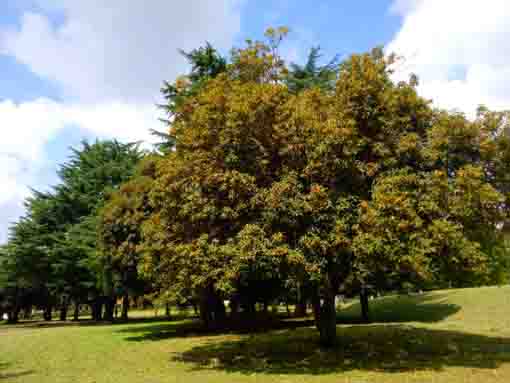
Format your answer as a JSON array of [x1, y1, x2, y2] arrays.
[[1, 28, 509, 346]]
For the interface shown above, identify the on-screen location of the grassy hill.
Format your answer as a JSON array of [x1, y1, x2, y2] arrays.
[[1, 285, 509, 383]]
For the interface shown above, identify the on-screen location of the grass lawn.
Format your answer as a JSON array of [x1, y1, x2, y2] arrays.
[[1, 285, 510, 382]]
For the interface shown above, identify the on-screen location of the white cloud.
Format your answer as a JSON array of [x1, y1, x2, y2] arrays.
[[1, 0, 242, 103], [387, 0, 510, 117], [0, 0, 243, 242], [389, 0, 421, 16], [0, 200, 25, 244], [0, 98, 162, 241]]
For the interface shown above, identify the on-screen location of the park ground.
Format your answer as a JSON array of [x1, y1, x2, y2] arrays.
[[1, 285, 510, 383]]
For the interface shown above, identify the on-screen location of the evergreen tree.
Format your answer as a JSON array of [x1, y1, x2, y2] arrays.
[[285, 46, 340, 94]]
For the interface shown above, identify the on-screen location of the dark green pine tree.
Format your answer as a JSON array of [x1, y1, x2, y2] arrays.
[[153, 43, 227, 152], [52, 140, 144, 321], [1, 194, 56, 323], [1, 140, 144, 323], [284, 46, 340, 94]]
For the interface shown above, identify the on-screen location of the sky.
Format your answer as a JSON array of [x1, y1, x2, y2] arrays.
[[0, 0, 509, 243]]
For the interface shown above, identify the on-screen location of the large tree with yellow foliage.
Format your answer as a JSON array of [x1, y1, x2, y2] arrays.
[[99, 29, 508, 345]]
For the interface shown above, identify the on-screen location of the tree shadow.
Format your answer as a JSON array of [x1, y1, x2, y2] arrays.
[[337, 293, 461, 324], [173, 324, 510, 375], [0, 314, 193, 331], [0, 362, 34, 381], [118, 293, 461, 343], [118, 316, 316, 342]]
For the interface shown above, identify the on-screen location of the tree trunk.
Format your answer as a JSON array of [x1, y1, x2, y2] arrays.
[[360, 286, 371, 323], [104, 297, 115, 322], [312, 295, 320, 326], [229, 295, 240, 320], [165, 302, 171, 319], [199, 293, 210, 325], [121, 293, 129, 321], [314, 295, 337, 347], [212, 293, 226, 324], [73, 302, 80, 321], [294, 283, 307, 317], [23, 305, 33, 320], [312, 287, 337, 347], [91, 297, 103, 321], [43, 304, 53, 321], [294, 296, 307, 317], [199, 285, 225, 329], [7, 307, 20, 324], [294, 301, 307, 317], [59, 304, 68, 321]]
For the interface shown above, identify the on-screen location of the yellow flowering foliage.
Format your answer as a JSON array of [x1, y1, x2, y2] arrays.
[[100, 31, 509, 324]]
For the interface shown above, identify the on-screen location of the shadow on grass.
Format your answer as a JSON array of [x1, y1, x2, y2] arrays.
[[0, 362, 34, 381], [0, 314, 195, 331], [118, 293, 461, 343], [337, 293, 461, 324], [173, 324, 510, 375], [118, 317, 316, 342]]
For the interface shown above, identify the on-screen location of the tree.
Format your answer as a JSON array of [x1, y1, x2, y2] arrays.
[[98, 155, 160, 320], [137, 33, 505, 346], [285, 46, 339, 94], [1, 195, 57, 322], [53, 140, 144, 321], [1, 140, 144, 323], [154, 43, 228, 152]]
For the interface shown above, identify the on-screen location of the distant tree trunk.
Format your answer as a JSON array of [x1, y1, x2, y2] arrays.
[[9, 289, 22, 323], [91, 297, 103, 321], [312, 296, 320, 323], [360, 286, 371, 323], [199, 285, 225, 329], [104, 297, 115, 322], [199, 295, 209, 324], [229, 296, 240, 320], [285, 302, 291, 317], [121, 293, 129, 321], [294, 297, 307, 318], [243, 300, 256, 318], [23, 305, 33, 320], [213, 294, 226, 324], [503, 220, 510, 235], [312, 283, 338, 347], [59, 304, 68, 321], [43, 304, 53, 321], [294, 301, 307, 317], [165, 302, 171, 319], [294, 285, 307, 317], [73, 302, 80, 321], [314, 295, 337, 347], [7, 308, 20, 324]]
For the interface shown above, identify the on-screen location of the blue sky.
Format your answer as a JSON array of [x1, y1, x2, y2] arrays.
[[241, 1, 400, 56], [1, 1, 401, 104], [0, 0, 509, 242]]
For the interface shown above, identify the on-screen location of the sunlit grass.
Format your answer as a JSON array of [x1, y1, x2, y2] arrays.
[[1, 285, 509, 383]]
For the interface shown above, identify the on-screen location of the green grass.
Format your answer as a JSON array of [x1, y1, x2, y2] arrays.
[[1, 285, 510, 382]]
